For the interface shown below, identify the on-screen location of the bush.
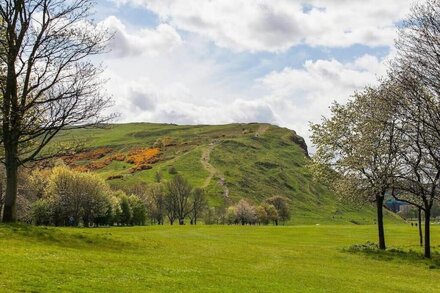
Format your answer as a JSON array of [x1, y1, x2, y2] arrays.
[[32, 199, 53, 226], [168, 166, 177, 174]]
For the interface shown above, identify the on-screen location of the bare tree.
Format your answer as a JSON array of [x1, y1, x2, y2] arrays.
[[395, 0, 440, 97], [188, 187, 206, 225], [0, 0, 112, 221], [386, 74, 440, 258], [387, 0, 440, 258], [165, 175, 192, 225], [147, 184, 165, 225]]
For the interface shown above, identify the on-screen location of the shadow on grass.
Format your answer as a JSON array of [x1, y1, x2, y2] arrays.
[[343, 242, 440, 270], [0, 223, 135, 252]]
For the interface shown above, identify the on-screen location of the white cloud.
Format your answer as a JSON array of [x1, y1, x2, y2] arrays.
[[258, 54, 387, 146], [106, 75, 276, 125], [99, 16, 182, 57], [112, 0, 412, 52], [104, 49, 387, 149], [97, 6, 404, 151]]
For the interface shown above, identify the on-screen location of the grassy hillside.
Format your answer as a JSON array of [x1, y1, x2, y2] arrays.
[[0, 224, 438, 292], [52, 123, 400, 224]]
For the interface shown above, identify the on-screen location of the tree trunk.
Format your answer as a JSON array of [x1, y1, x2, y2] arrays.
[[376, 195, 386, 250], [179, 219, 184, 225], [2, 156, 18, 222], [418, 208, 423, 247], [424, 209, 431, 258], [0, 181, 4, 220]]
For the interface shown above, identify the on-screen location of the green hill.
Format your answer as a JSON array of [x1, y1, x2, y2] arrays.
[[52, 122, 400, 224]]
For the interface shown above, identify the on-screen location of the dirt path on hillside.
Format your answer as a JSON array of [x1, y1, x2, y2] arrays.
[[255, 125, 270, 137], [201, 142, 217, 188], [201, 142, 229, 198]]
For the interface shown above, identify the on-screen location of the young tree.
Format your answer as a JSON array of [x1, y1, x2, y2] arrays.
[[255, 205, 268, 225], [311, 84, 399, 250], [0, 0, 112, 222], [262, 203, 278, 225], [165, 175, 192, 225], [264, 196, 290, 225], [147, 184, 166, 225], [129, 195, 147, 226], [189, 188, 206, 225], [119, 194, 133, 226], [235, 199, 256, 225], [78, 175, 111, 227], [226, 206, 237, 225]]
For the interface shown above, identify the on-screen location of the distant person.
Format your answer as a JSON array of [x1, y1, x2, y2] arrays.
[[69, 216, 75, 226]]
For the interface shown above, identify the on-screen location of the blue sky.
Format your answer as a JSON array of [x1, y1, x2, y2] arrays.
[[94, 0, 413, 146]]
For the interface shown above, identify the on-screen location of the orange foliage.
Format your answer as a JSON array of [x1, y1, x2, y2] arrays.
[[62, 147, 160, 174], [126, 148, 160, 166]]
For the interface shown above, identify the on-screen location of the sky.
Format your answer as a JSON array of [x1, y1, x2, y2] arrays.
[[94, 0, 414, 148]]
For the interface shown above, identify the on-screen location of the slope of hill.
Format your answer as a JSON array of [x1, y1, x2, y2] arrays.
[[52, 123, 401, 224]]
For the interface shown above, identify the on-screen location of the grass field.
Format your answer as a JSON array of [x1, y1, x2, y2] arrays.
[[0, 224, 438, 292]]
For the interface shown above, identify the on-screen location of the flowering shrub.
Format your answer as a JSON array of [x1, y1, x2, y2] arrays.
[[126, 148, 160, 165]]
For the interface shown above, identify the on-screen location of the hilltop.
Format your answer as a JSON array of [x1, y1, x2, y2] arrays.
[[52, 123, 400, 224]]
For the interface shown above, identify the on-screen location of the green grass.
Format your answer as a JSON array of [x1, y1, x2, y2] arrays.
[[0, 224, 438, 292], [49, 123, 401, 225]]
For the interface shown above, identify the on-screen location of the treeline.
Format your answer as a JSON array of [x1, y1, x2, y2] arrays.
[[17, 165, 291, 227], [28, 166, 146, 227], [311, 0, 440, 259]]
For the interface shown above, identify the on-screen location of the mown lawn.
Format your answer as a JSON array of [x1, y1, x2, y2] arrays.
[[0, 224, 438, 292]]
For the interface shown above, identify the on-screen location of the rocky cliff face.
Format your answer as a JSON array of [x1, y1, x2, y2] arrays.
[[290, 131, 309, 157]]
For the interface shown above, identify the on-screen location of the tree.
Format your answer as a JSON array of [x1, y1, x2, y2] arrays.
[[389, 0, 440, 259], [264, 196, 290, 225], [165, 175, 192, 225], [235, 199, 256, 225], [189, 187, 206, 225], [310, 84, 399, 250], [394, 0, 440, 97], [45, 166, 112, 226], [226, 206, 237, 225], [31, 198, 52, 225], [384, 75, 440, 258], [255, 205, 268, 225], [118, 193, 133, 226], [0, 0, 112, 222], [147, 184, 166, 225], [262, 203, 278, 225], [129, 194, 147, 226]]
